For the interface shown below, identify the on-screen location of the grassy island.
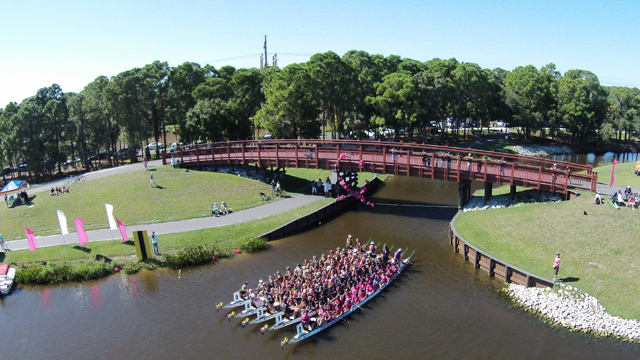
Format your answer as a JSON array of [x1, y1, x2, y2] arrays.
[[455, 189, 640, 320]]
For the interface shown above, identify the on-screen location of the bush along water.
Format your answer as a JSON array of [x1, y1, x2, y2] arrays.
[[162, 244, 233, 269], [240, 237, 268, 253], [15, 260, 120, 284], [14, 242, 268, 285]]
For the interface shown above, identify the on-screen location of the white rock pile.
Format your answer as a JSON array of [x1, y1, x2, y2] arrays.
[[511, 145, 573, 157], [463, 192, 562, 212], [507, 283, 640, 340]]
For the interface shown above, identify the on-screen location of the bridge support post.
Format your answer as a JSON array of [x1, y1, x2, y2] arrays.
[[509, 185, 516, 206], [483, 181, 493, 206], [458, 179, 470, 209]]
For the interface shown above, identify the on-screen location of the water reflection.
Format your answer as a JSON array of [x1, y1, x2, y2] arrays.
[[548, 152, 640, 166], [1, 177, 640, 359]]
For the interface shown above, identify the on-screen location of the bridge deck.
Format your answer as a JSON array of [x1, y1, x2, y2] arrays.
[[165, 140, 597, 194]]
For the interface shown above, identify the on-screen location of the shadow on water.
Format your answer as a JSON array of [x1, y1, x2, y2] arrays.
[[357, 202, 459, 221]]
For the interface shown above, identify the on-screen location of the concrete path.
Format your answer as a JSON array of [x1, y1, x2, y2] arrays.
[[5, 194, 325, 251]]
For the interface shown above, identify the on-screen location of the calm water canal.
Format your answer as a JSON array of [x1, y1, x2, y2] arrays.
[[2, 177, 640, 359]]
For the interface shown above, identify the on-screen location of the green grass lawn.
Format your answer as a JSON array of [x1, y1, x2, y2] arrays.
[[592, 160, 640, 188], [455, 191, 640, 319], [1, 167, 280, 240], [476, 139, 517, 154], [1, 198, 333, 265]]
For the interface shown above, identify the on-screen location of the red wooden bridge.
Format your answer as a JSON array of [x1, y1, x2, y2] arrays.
[[164, 139, 597, 202]]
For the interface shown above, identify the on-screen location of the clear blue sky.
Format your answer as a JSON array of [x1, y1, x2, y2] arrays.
[[1, 0, 639, 107]]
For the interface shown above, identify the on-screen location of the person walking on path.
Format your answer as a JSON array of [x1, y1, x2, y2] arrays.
[[553, 252, 562, 282], [151, 231, 159, 255], [0, 234, 8, 252], [143, 156, 148, 170], [149, 173, 156, 187]]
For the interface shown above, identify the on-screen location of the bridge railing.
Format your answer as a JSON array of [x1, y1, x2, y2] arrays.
[[166, 139, 597, 193]]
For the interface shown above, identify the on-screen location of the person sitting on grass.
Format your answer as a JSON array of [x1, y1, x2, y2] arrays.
[[211, 202, 220, 216], [610, 191, 620, 207], [629, 196, 636, 210], [617, 191, 627, 207], [625, 186, 633, 199], [594, 192, 602, 205], [221, 201, 228, 215]]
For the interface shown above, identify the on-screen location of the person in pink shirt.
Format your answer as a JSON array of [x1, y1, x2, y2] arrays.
[[553, 252, 562, 283]]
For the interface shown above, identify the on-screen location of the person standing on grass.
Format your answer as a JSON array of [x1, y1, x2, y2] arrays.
[[149, 173, 156, 187], [553, 252, 562, 282], [0, 233, 8, 251], [151, 231, 159, 255], [143, 156, 148, 170], [311, 180, 317, 195]]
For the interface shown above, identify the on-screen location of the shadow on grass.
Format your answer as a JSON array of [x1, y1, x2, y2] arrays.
[[95, 254, 112, 262], [154, 185, 165, 189], [124, 240, 135, 246], [0, 253, 4, 263], [73, 246, 92, 253], [560, 276, 580, 283], [148, 168, 157, 172]]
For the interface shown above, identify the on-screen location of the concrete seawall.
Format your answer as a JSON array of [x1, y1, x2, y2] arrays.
[[449, 210, 555, 289], [258, 176, 383, 241]]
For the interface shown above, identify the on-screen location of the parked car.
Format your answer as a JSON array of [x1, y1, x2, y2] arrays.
[[146, 142, 165, 151], [264, 134, 273, 140], [1, 167, 16, 176], [167, 141, 184, 153], [98, 150, 113, 159], [115, 147, 134, 159]]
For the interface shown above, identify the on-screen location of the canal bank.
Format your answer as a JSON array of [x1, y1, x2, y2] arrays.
[[453, 185, 640, 340], [3, 176, 640, 359]]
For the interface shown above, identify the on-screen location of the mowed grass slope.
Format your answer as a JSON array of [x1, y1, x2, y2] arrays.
[[455, 192, 640, 319], [1, 198, 333, 265], [592, 160, 640, 188], [1, 167, 277, 240]]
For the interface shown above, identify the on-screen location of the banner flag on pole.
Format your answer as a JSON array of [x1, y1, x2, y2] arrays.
[[105, 204, 117, 230], [75, 218, 89, 246], [610, 159, 618, 188], [117, 218, 128, 242], [25, 227, 37, 251], [56, 210, 69, 235]]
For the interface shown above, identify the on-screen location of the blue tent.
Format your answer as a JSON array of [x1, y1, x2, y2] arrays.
[[0, 180, 28, 195]]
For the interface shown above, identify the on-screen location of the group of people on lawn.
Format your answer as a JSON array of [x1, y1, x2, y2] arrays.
[[311, 178, 333, 198], [594, 186, 639, 209]]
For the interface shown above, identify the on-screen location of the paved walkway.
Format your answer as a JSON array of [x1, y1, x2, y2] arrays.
[[5, 194, 325, 251]]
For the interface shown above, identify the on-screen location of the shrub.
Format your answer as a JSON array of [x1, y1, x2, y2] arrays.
[[239, 237, 269, 253], [163, 244, 231, 269], [15, 260, 118, 284]]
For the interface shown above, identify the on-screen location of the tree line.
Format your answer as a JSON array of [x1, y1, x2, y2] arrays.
[[1, 50, 639, 180]]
